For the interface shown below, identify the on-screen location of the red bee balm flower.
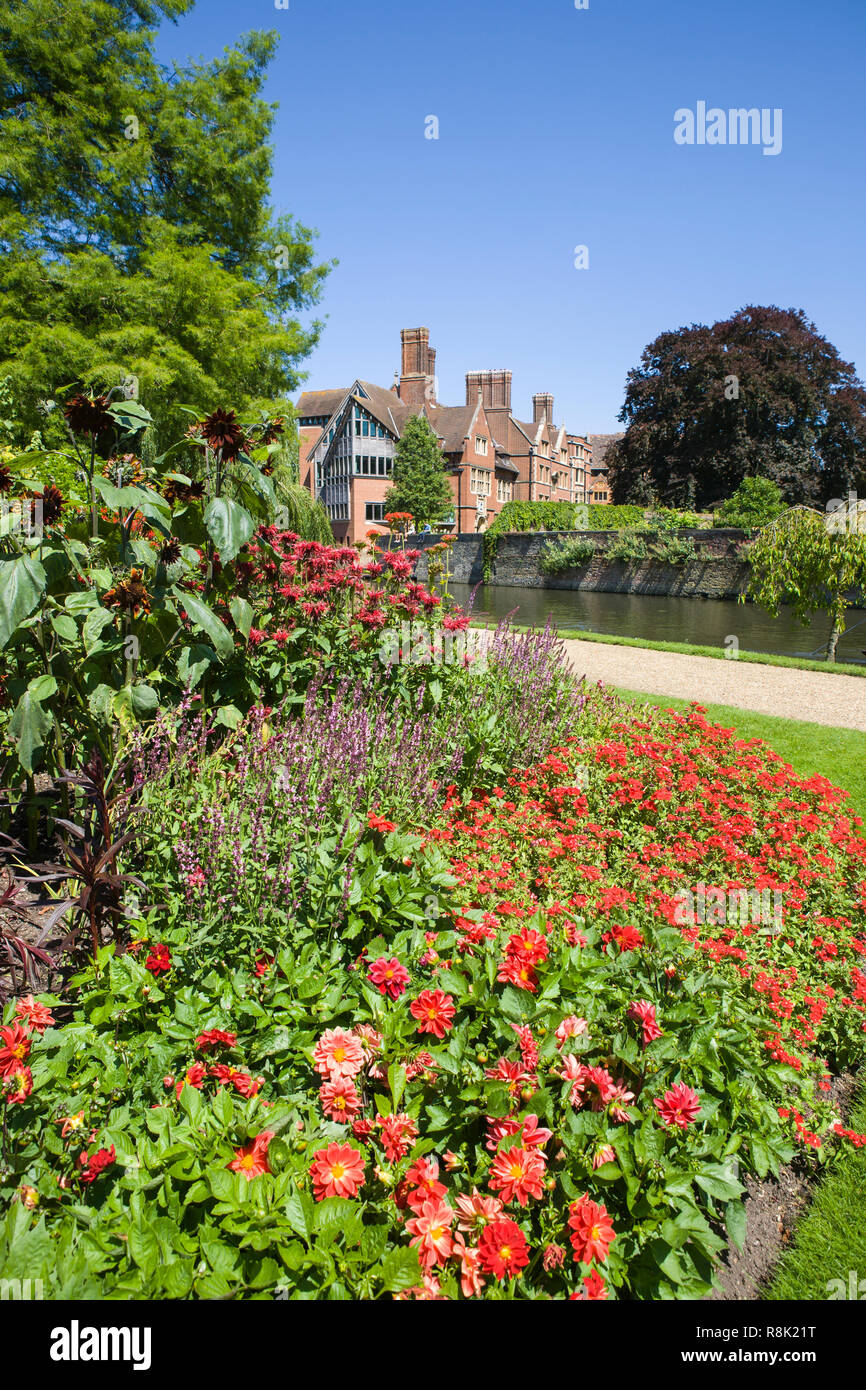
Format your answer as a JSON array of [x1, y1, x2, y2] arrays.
[[367, 956, 410, 1000], [568, 1195, 617, 1265], [310, 1143, 365, 1201], [228, 1131, 275, 1182], [477, 1218, 530, 1281], [654, 1082, 702, 1129], [409, 989, 456, 1038]]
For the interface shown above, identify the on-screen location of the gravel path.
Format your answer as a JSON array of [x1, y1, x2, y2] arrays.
[[555, 638, 866, 732]]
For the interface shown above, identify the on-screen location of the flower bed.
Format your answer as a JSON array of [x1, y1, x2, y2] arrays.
[[2, 693, 864, 1300]]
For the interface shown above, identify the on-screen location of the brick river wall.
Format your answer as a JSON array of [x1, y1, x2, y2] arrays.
[[409, 530, 752, 600]]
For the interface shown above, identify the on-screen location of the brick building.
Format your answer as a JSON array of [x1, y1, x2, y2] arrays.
[[296, 327, 602, 542]]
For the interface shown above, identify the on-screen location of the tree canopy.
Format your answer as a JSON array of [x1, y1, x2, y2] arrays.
[[606, 306, 866, 511], [383, 414, 454, 529], [746, 506, 866, 662], [0, 0, 332, 446]]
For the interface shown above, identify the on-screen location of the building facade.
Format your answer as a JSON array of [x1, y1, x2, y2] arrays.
[[296, 327, 607, 542]]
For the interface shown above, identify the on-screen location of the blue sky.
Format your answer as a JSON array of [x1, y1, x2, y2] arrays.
[[156, 0, 866, 434]]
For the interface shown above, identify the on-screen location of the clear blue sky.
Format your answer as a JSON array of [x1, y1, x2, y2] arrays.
[[156, 0, 866, 434]]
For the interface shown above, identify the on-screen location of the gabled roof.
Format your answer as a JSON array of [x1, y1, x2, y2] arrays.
[[587, 433, 624, 471], [354, 380, 413, 437], [296, 389, 348, 420], [426, 403, 477, 453]]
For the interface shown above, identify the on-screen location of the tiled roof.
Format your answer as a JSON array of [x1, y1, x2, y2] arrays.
[[427, 404, 476, 452], [587, 433, 624, 471], [296, 389, 348, 420], [354, 381, 413, 436]]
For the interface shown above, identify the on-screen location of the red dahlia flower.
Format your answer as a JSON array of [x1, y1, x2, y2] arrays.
[[477, 1218, 530, 1281], [653, 1082, 702, 1129], [144, 943, 171, 976], [310, 1142, 365, 1201], [409, 989, 456, 1038], [627, 1000, 663, 1045], [80, 1145, 116, 1184], [3, 1066, 33, 1104], [405, 1197, 456, 1268], [229, 1131, 274, 1182], [367, 955, 410, 999], [0, 1023, 32, 1075], [488, 1145, 546, 1207], [568, 1194, 616, 1265], [312, 1027, 365, 1081], [195, 1029, 237, 1052], [319, 1077, 362, 1123]]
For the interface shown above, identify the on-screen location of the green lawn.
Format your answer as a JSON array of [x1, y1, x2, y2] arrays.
[[765, 1081, 866, 1301], [611, 687, 866, 824]]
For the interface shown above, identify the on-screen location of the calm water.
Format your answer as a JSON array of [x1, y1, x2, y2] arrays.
[[451, 583, 866, 666]]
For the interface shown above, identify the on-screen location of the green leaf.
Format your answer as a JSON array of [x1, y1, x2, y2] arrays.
[[51, 613, 78, 642], [176, 642, 216, 690], [82, 606, 116, 653], [229, 596, 253, 639], [0, 554, 47, 649], [214, 705, 243, 731], [130, 683, 158, 718], [9, 690, 53, 772], [379, 1246, 423, 1293], [27, 673, 57, 701], [175, 589, 235, 658], [695, 1162, 743, 1202], [204, 497, 255, 563], [725, 1199, 747, 1251], [107, 400, 153, 432]]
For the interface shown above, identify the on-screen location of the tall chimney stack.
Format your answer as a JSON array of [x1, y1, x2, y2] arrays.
[[465, 369, 512, 411], [399, 327, 436, 410], [533, 392, 554, 424]]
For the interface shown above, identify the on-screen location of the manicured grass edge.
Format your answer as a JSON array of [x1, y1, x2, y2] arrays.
[[470, 619, 866, 678], [764, 1078, 866, 1301]]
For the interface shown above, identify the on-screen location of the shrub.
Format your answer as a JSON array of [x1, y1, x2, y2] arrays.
[[539, 537, 598, 574], [715, 477, 786, 531]]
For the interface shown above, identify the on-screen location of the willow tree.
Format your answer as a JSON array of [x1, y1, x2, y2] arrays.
[[745, 506, 866, 662]]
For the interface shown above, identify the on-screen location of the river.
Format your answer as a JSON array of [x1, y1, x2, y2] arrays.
[[450, 583, 866, 667]]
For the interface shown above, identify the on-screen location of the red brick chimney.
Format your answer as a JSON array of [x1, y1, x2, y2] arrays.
[[533, 392, 554, 424], [465, 369, 512, 410], [399, 327, 436, 410]]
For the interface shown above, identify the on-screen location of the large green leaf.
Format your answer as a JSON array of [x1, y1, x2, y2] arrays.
[[203, 497, 255, 563], [0, 554, 47, 649], [93, 477, 169, 516], [9, 689, 53, 771], [82, 606, 116, 653], [174, 588, 234, 658], [176, 643, 217, 690], [228, 596, 253, 639]]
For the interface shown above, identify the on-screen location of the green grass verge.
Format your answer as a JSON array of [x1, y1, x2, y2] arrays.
[[764, 1080, 866, 1300], [471, 619, 866, 678], [609, 688, 866, 824]]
